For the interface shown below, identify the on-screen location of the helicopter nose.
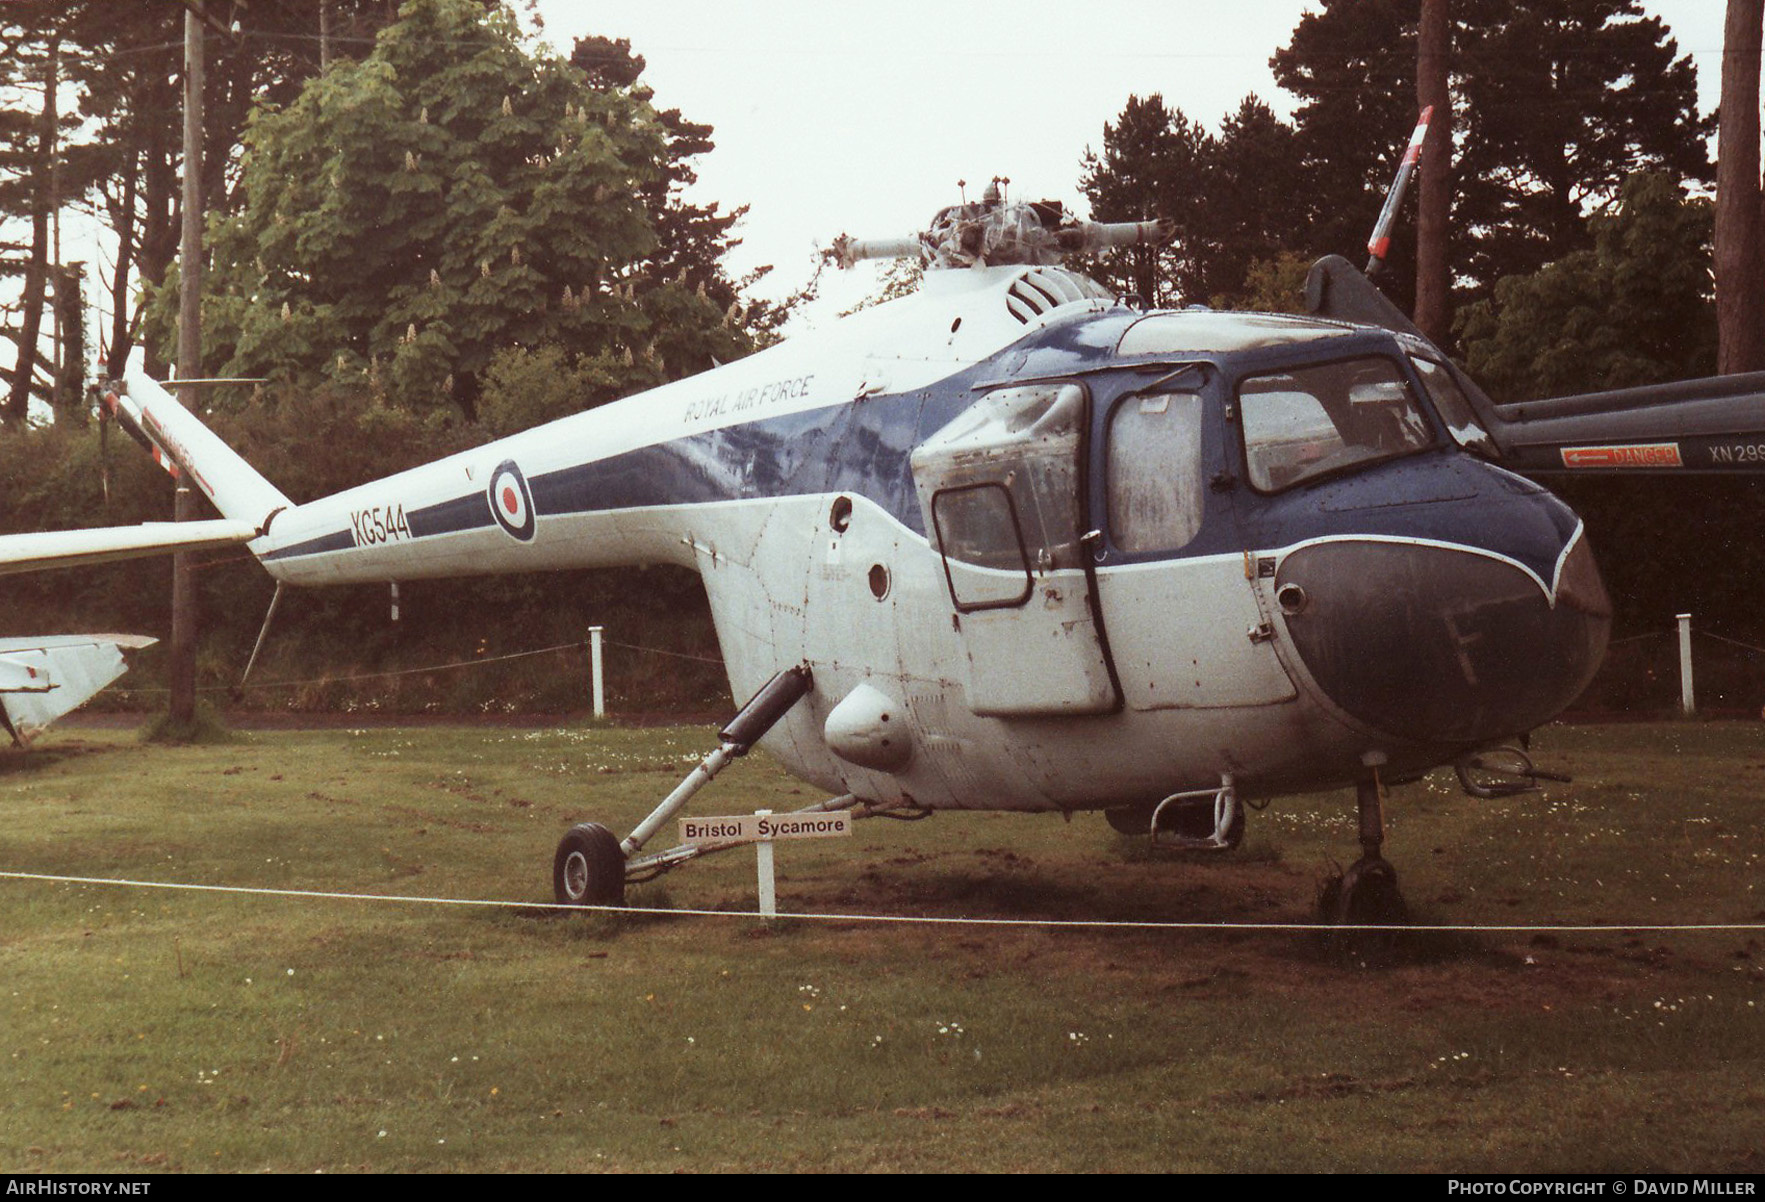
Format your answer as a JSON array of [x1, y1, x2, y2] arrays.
[[1272, 532, 1610, 746]]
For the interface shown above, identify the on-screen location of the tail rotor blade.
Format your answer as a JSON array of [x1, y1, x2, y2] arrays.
[[1365, 106, 1434, 277]]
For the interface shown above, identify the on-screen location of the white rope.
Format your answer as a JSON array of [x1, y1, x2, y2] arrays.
[[3, 869, 1762, 933], [115, 634, 724, 696]]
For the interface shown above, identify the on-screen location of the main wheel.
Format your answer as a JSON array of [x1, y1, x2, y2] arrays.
[[552, 822, 626, 907]]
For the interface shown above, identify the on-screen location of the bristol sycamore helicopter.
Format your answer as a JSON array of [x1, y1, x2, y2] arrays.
[[101, 165, 1765, 924]]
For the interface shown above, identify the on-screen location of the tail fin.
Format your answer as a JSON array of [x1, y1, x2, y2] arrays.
[[109, 369, 291, 534]]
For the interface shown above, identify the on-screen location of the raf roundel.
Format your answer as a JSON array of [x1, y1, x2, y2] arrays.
[[487, 459, 536, 541]]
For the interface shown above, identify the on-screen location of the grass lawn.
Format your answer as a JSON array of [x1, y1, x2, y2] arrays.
[[1, 720, 1762, 1172]]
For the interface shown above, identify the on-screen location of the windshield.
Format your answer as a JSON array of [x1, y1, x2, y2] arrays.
[[1238, 357, 1435, 492], [1409, 355, 1498, 458]]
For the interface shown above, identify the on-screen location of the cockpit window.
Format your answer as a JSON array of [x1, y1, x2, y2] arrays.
[[1409, 356, 1498, 458], [1238, 357, 1434, 492], [1107, 391, 1204, 553]]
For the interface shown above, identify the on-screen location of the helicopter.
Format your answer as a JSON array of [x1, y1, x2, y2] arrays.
[[99, 175, 1765, 925], [0, 518, 255, 744]]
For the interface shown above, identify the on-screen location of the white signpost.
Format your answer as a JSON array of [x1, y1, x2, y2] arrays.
[[680, 809, 853, 917]]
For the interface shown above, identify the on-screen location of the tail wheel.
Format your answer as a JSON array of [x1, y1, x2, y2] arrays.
[[553, 822, 626, 907]]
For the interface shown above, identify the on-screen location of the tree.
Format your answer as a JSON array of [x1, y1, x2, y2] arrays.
[[1414, 0, 1452, 343], [1456, 172, 1716, 404], [1, 2, 75, 424], [68, 2, 406, 379], [1454, 0, 1710, 289], [185, 0, 752, 417], [1716, 0, 1765, 374], [569, 35, 750, 317], [1078, 93, 1317, 310], [1271, 0, 1421, 291], [1078, 95, 1213, 307], [1457, 172, 1752, 643], [1203, 97, 1314, 307], [1272, 0, 1710, 324]]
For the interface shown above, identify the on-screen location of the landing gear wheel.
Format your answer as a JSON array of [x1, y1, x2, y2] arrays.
[[553, 822, 626, 907], [1319, 856, 1409, 962], [1332, 857, 1407, 927]]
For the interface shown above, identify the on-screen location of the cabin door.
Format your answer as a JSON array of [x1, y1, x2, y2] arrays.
[[910, 383, 1120, 717]]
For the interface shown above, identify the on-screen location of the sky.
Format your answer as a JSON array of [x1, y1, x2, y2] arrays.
[[525, 0, 1736, 325]]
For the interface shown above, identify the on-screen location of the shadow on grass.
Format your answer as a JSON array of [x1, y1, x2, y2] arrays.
[[507, 881, 682, 938], [0, 742, 108, 775], [139, 701, 236, 745]]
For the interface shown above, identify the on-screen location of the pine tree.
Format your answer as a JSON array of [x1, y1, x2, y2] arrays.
[[1204, 97, 1313, 307], [1078, 95, 1215, 307]]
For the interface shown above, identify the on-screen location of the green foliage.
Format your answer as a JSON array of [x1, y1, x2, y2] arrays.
[[1271, 0, 1710, 314], [1079, 94, 1314, 309], [1079, 95, 1210, 307], [1222, 251, 1315, 314], [476, 344, 605, 438], [1456, 173, 1717, 404], [1454, 174, 1763, 645], [176, 0, 751, 417]]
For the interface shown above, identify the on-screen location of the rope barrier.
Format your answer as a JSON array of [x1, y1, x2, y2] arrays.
[[114, 634, 724, 695], [1605, 631, 1670, 648], [4, 869, 1762, 934], [603, 638, 724, 667], [1695, 630, 1765, 658]]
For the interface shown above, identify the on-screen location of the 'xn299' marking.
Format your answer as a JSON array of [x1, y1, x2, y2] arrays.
[[1709, 443, 1765, 466], [350, 504, 411, 546]]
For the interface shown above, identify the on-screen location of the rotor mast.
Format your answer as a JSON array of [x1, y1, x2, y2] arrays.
[[831, 176, 1171, 272]]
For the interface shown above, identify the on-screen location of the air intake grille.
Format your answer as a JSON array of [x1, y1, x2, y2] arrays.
[[1004, 269, 1110, 324]]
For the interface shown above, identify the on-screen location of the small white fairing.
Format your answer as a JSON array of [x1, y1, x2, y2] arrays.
[[823, 683, 914, 772]]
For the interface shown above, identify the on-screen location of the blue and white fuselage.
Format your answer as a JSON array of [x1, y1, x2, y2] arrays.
[[117, 261, 1609, 820]]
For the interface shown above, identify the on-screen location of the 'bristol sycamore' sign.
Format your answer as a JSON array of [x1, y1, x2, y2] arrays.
[[680, 812, 853, 845]]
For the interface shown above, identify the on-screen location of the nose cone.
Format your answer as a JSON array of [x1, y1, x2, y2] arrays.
[[1275, 531, 1610, 746]]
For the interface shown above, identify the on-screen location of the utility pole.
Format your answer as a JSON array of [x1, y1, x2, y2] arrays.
[[170, 3, 205, 725], [1716, 0, 1765, 374]]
